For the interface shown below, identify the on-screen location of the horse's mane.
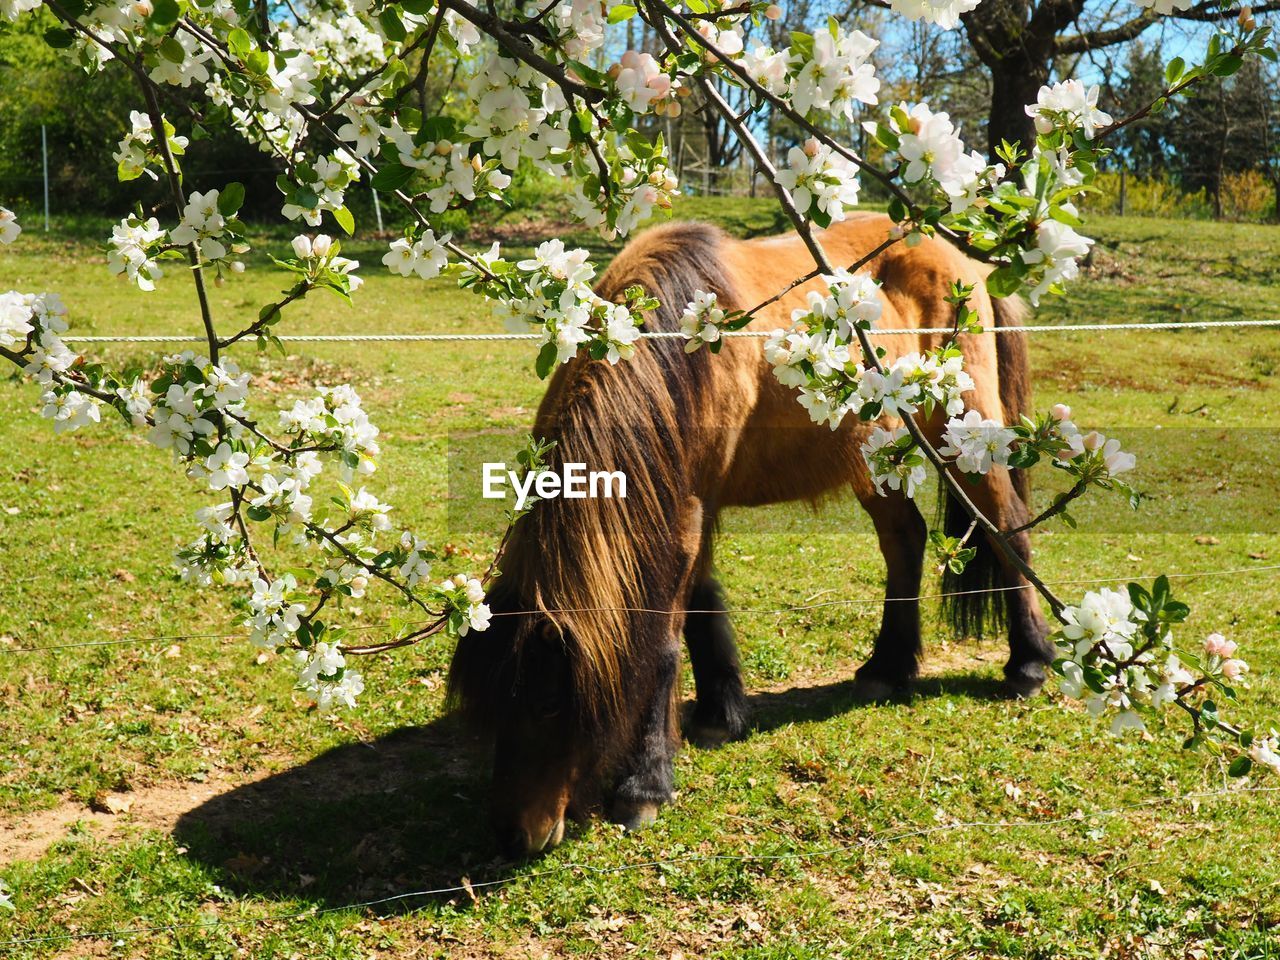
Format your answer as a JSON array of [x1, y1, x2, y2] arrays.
[[448, 222, 739, 739]]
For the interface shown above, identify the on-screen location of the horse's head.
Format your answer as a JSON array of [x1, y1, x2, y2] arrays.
[[448, 594, 610, 857]]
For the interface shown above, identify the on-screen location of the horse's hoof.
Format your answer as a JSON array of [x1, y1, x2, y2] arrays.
[[1000, 674, 1045, 699], [685, 720, 732, 749], [850, 675, 900, 703], [611, 798, 661, 833]]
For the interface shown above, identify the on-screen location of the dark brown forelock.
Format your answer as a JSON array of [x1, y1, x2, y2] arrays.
[[447, 222, 738, 738]]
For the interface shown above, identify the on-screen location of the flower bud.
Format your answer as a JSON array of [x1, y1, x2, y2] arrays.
[[1204, 633, 1237, 658], [666, 100, 682, 118], [230, 261, 246, 274], [802, 137, 820, 158], [607, 63, 622, 81], [1222, 658, 1249, 681], [1081, 430, 1104, 452], [434, 140, 453, 156], [291, 235, 313, 260], [471, 154, 484, 173], [765, 3, 782, 18], [311, 234, 333, 259], [1239, 6, 1256, 28], [1051, 403, 1071, 421]]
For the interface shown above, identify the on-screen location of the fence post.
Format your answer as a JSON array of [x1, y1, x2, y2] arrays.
[[42, 124, 50, 231]]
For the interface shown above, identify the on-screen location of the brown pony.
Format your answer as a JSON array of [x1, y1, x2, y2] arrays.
[[448, 214, 1054, 857]]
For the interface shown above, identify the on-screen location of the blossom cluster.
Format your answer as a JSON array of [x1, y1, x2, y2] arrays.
[[1053, 579, 1272, 777], [462, 238, 653, 377], [0, 283, 494, 714], [740, 22, 880, 121], [874, 101, 1002, 215], [777, 138, 862, 226]]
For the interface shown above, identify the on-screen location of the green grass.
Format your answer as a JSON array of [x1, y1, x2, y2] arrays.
[[2, 202, 1280, 957]]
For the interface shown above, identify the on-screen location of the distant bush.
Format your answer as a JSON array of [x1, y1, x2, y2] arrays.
[[1086, 170, 1276, 222]]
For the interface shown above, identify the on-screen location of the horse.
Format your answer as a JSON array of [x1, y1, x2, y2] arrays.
[[447, 213, 1055, 857]]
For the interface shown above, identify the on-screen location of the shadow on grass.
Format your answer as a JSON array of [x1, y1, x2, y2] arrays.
[[739, 672, 1006, 736], [173, 671, 1005, 908], [173, 715, 499, 910]]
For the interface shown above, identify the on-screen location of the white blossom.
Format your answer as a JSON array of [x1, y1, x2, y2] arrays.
[[679, 290, 726, 352], [939, 409, 1016, 475], [0, 206, 20, 244], [861, 425, 926, 498], [1026, 80, 1113, 139], [888, 0, 981, 29], [777, 138, 861, 224], [107, 216, 167, 291]]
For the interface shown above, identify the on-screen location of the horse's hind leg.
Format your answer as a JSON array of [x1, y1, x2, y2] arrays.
[[953, 469, 1055, 698], [852, 488, 928, 699], [684, 578, 749, 747]]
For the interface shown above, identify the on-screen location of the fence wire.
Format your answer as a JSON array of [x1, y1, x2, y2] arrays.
[[59, 317, 1280, 344]]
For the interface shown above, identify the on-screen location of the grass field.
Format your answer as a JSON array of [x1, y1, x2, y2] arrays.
[[2, 200, 1279, 958]]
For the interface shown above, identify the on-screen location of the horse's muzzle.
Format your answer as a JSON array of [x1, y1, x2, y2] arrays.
[[497, 816, 566, 859]]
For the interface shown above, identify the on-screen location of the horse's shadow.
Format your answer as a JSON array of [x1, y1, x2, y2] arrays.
[[173, 672, 1002, 907]]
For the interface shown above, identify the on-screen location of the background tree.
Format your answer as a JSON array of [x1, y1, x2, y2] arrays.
[[947, 0, 1280, 159]]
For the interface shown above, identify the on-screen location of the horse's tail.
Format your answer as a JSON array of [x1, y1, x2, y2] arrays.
[[449, 222, 737, 734], [940, 294, 1031, 638]]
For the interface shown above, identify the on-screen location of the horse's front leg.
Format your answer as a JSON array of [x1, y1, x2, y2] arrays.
[[610, 637, 680, 831], [684, 578, 750, 747], [852, 487, 928, 699]]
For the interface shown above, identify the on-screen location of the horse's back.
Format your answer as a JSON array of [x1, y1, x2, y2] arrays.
[[716, 215, 1009, 508]]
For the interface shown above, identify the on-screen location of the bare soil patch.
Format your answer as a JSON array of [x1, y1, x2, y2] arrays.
[[0, 773, 267, 866]]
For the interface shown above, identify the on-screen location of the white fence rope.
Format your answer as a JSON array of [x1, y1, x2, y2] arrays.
[[61, 317, 1280, 344], [3, 784, 1277, 948]]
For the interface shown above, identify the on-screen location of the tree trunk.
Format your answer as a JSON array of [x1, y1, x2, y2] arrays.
[[985, 58, 1049, 163]]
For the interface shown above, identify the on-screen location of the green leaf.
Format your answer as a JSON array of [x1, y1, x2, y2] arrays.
[[370, 163, 415, 192], [1164, 56, 1184, 84], [150, 0, 180, 23], [419, 116, 459, 143], [985, 265, 1024, 298], [245, 49, 270, 75], [1228, 756, 1253, 778], [159, 36, 186, 64], [401, 0, 433, 12], [218, 181, 246, 216], [535, 342, 558, 380], [43, 27, 74, 49], [607, 3, 637, 22], [227, 27, 252, 58], [332, 204, 355, 236], [379, 7, 407, 42], [788, 31, 814, 61], [1211, 54, 1243, 77]]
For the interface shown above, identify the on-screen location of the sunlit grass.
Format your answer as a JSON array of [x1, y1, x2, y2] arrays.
[[1, 202, 1278, 957]]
